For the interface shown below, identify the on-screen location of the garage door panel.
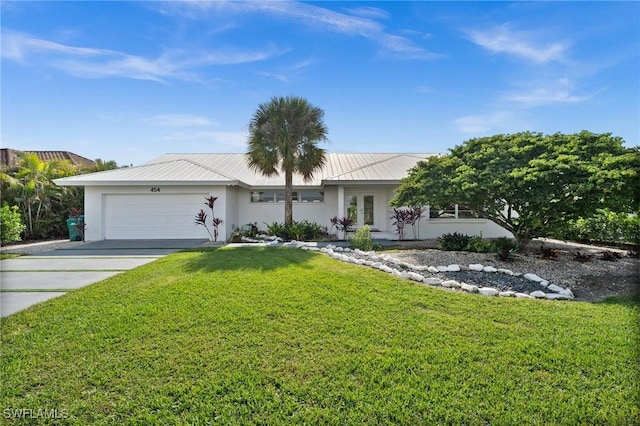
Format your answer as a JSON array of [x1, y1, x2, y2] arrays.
[[105, 194, 210, 239]]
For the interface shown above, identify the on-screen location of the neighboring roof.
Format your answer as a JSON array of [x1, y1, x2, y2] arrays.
[[55, 153, 436, 187], [0, 148, 96, 170]]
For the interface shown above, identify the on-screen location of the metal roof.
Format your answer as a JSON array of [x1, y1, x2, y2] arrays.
[[55, 153, 436, 187]]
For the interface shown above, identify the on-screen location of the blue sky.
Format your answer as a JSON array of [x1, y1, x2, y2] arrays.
[[2, 1, 638, 166]]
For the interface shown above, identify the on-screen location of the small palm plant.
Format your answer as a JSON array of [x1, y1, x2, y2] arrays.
[[195, 196, 223, 241]]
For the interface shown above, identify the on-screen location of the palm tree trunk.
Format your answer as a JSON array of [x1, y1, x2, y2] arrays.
[[285, 169, 293, 228]]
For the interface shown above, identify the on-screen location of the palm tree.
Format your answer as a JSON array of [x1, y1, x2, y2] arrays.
[[246, 96, 328, 227]]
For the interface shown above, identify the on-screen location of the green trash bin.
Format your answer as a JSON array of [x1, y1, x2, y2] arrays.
[[66, 218, 82, 241]]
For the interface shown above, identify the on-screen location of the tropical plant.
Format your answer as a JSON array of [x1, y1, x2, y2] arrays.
[[407, 206, 424, 240], [246, 96, 328, 227], [438, 232, 472, 251], [392, 131, 638, 249], [194, 196, 223, 241], [332, 216, 354, 239], [1, 153, 81, 240], [390, 208, 411, 241], [1, 205, 26, 244]]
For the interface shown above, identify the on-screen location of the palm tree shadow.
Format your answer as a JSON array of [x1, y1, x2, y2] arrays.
[[180, 245, 315, 273]]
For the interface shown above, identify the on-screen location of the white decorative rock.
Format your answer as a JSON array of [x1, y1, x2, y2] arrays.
[[460, 283, 479, 293], [407, 272, 424, 282], [524, 273, 544, 282], [558, 288, 575, 298], [478, 287, 499, 296], [387, 257, 401, 265], [379, 265, 394, 274], [515, 292, 534, 298], [530, 291, 546, 298], [498, 268, 514, 275], [468, 264, 484, 271], [441, 280, 461, 288], [483, 266, 498, 273], [447, 264, 461, 272], [414, 265, 430, 271], [436, 266, 449, 272], [499, 291, 515, 297], [427, 266, 440, 273], [540, 281, 549, 288], [424, 277, 443, 285], [545, 293, 573, 300], [399, 261, 414, 269], [547, 284, 564, 293], [334, 246, 344, 252]]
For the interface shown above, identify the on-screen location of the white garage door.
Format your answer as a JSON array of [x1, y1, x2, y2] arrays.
[[104, 193, 211, 239]]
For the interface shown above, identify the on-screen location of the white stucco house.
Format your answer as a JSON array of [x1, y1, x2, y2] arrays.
[[54, 153, 512, 241]]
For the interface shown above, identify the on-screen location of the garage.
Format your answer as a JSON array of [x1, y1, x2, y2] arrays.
[[104, 193, 210, 239]]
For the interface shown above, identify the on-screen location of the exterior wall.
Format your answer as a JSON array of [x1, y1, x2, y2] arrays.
[[83, 183, 514, 241], [236, 187, 339, 232], [417, 219, 513, 240], [84, 185, 227, 241]]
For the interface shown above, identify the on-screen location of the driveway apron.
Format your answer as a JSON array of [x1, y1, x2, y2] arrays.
[[1, 239, 205, 317]]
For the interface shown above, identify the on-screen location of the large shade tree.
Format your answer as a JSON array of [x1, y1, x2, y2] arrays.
[[391, 131, 637, 249], [246, 96, 328, 227]]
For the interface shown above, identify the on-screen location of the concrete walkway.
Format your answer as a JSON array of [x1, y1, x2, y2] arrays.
[[0, 239, 205, 318]]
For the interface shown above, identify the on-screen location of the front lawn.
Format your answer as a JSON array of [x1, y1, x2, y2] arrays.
[[1, 247, 638, 424]]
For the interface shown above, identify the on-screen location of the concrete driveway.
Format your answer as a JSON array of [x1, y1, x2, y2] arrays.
[[1, 239, 206, 317]]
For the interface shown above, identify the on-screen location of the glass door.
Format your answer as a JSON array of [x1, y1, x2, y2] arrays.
[[345, 193, 375, 228]]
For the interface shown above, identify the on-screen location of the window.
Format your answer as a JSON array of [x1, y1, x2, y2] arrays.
[[251, 190, 324, 203], [429, 204, 482, 219], [429, 205, 456, 219], [251, 191, 276, 203], [299, 191, 324, 203]]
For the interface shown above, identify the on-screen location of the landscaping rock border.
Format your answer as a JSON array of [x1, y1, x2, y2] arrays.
[[282, 241, 575, 300]]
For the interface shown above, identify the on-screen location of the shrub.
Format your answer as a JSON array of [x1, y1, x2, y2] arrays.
[[494, 237, 519, 261], [564, 210, 640, 245], [350, 225, 375, 251], [264, 220, 326, 241], [1, 205, 26, 244], [465, 235, 495, 253], [438, 232, 472, 251]]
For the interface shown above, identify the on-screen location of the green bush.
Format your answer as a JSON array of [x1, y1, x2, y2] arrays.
[[1, 205, 26, 244], [465, 235, 495, 253], [264, 220, 326, 241], [493, 237, 519, 261], [350, 225, 375, 251], [438, 232, 472, 251], [564, 210, 639, 245]]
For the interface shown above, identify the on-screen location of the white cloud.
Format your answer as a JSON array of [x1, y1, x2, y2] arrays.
[[454, 111, 516, 135], [466, 24, 569, 63], [165, 0, 439, 60], [1, 30, 285, 82], [505, 78, 593, 106], [161, 130, 248, 149], [143, 114, 216, 127]]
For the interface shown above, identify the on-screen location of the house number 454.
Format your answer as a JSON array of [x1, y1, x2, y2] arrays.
[[150, 187, 161, 192]]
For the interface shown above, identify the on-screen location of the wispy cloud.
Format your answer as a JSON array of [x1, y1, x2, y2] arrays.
[[165, 0, 439, 60], [505, 78, 593, 106], [465, 24, 569, 63], [143, 114, 216, 127], [454, 111, 521, 135], [1, 30, 284, 82], [161, 130, 248, 149]]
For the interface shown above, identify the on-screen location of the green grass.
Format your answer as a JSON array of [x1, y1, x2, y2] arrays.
[[0, 253, 23, 260], [1, 247, 638, 425]]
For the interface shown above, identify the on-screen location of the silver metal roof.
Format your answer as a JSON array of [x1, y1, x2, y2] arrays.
[[55, 153, 436, 187]]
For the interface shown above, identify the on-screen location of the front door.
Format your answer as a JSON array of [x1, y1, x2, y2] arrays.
[[345, 194, 375, 228]]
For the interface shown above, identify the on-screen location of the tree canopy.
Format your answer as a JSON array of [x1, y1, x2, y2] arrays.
[[246, 96, 328, 227], [391, 131, 638, 248]]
